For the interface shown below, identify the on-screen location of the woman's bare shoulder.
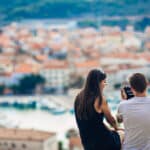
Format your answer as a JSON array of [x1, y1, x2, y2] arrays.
[[94, 98, 102, 113], [102, 96, 107, 104]]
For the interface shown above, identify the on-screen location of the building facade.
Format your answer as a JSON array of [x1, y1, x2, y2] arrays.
[[0, 128, 58, 150], [40, 60, 70, 90]]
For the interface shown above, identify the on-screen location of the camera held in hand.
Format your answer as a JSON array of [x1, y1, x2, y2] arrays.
[[123, 86, 134, 100]]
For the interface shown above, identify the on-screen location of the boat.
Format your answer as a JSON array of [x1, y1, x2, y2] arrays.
[[50, 107, 67, 115], [69, 108, 75, 114], [37, 99, 67, 115], [0, 101, 11, 107], [12, 100, 37, 110], [37, 99, 58, 111]]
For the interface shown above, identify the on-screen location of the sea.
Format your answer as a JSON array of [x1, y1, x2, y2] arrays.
[[0, 89, 147, 148]]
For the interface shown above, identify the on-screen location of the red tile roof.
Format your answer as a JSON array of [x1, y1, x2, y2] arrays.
[[0, 128, 56, 142]]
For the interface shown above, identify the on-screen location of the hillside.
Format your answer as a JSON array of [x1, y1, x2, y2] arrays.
[[0, 0, 150, 22]]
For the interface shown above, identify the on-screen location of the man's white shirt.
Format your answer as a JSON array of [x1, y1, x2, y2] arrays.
[[118, 96, 150, 150]]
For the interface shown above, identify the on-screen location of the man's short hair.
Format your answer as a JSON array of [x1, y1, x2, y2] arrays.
[[129, 73, 147, 93]]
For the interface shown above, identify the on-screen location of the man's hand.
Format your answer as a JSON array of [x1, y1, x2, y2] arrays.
[[121, 88, 127, 100], [116, 114, 123, 123]]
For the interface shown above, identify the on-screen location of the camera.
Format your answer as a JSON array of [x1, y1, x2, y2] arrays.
[[123, 86, 134, 99]]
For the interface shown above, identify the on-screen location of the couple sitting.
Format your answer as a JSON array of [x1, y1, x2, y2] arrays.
[[74, 69, 150, 150]]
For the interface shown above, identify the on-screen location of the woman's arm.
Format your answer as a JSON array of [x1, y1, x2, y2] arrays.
[[101, 98, 118, 130]]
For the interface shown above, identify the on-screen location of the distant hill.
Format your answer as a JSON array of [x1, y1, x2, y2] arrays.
[[0, 0, 150, 22]]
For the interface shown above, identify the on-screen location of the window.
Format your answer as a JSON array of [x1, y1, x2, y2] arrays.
[[22, 143, 27, 149], [12, 143, 16, 148], [4, 142, 8, 146]]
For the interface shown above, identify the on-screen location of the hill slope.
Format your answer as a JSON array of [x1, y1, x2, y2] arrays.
[[0, 0, 150, 22]]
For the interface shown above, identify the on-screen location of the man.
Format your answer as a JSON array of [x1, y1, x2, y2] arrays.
[[118, 73, 150, 150]]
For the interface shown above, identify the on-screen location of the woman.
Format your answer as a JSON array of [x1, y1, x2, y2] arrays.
[[74, 69, 122, 150]]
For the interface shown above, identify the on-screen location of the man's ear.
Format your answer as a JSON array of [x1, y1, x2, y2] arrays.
[[131, 87, 136, 95]]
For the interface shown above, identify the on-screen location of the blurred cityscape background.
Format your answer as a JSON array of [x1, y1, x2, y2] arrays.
[[0, 0, 150, 150]]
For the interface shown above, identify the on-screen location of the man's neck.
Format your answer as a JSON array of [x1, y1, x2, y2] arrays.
[[135, 92, 147, 97]]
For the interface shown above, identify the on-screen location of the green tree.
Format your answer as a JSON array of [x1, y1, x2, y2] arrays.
[[9, 84, 20, 95], [0, 84, 5, 95], [14, 74, 45, 94], [70, 75, 84, 89], [78, 20, 98, 29]]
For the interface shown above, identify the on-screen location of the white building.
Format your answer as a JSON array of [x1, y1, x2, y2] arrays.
[[40, 60, 70, 89], [0, 128, 58, 150]]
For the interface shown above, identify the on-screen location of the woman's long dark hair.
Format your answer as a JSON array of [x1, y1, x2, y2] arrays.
[[75, 69, 106, 120]]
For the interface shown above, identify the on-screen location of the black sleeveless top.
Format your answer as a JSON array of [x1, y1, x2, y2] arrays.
[[74, 98, 121, 150]]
